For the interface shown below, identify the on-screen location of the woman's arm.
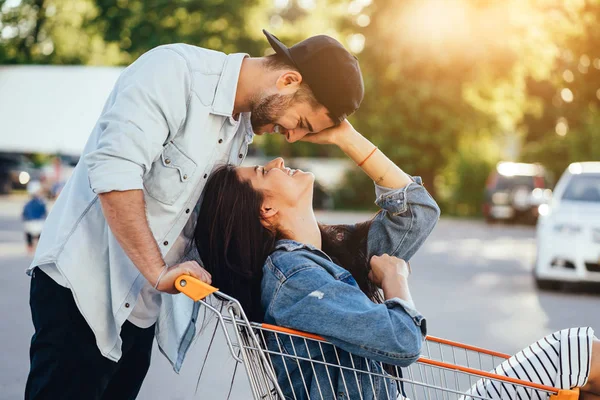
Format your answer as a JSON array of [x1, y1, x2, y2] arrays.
[[335, 121, 413, 190], [304, 120, 441, 261], [263, 259, 425, 367], [303, 120, 412, 189], [369, 254, 414, 306]]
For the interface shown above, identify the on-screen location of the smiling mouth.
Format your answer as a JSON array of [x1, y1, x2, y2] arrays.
[[285, 168, 298, 176], [264, 124, 288, 138]]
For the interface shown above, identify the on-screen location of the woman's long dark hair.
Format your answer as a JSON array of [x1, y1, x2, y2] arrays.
[[194, 165, 383, 322]]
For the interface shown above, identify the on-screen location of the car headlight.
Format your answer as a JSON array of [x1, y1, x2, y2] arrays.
[[553, 223, 582, 234], [19, 171, 30, 185]]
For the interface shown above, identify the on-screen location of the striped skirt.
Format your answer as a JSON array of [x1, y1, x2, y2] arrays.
[[463, 327, 596, 400]]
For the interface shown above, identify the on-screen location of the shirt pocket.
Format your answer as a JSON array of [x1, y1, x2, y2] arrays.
[[143, 141, 196, 205]]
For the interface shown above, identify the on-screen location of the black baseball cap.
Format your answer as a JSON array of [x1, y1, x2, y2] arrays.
[[263, 29, 364, 124]]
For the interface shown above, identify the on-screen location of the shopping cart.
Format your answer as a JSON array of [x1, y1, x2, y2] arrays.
[[176, 275, 580, 400]]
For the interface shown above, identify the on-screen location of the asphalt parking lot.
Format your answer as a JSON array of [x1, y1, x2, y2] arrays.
[[1, 196, 598, 399]]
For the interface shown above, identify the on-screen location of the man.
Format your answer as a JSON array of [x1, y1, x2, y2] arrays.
[[25, 30, 364, 399]]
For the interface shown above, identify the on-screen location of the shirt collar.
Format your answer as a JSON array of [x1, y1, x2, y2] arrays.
[[211, 53, 248, 117]]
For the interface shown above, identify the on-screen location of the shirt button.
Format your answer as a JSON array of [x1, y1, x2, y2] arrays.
[[185, 208, 190, 214], [165, 159, 171, 165], [183, 174, 188, 180], [218, 139, 223, 144], [163, 241, 168, 246], [125, 303, 130, 308], [238, 154, 243, 159], [203, 174, 207, 179]]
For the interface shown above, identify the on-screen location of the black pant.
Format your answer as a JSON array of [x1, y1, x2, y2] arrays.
[[25, 268, 155, 400], [25, 233, 39, 246]]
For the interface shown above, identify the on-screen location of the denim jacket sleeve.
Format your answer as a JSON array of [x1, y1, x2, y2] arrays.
[[264, 262, 426, 367], [84, 47, 192, 194], [367, 177, 441, 260]]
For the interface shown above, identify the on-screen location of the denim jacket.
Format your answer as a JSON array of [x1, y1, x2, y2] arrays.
[[261, 178, 440, 399]]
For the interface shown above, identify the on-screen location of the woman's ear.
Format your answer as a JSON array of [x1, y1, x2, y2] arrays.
[[276, 70, 302, 92], [259, 204, 279, 231], [260, 204, 278, 220]]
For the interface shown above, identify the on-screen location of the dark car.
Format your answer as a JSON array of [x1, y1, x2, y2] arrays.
[[0, 153, 39, 194], [483, 162, 552, 224]]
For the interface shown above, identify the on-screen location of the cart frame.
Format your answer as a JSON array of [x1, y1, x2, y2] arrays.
[[176, 275, 579, 400]]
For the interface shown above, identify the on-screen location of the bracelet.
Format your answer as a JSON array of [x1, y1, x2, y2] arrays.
[[358, 147, 378, 167], [153, 264, 169, 290]]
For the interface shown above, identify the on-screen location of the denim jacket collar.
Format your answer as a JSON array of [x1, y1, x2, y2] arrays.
[[274, 239, 333, 263]]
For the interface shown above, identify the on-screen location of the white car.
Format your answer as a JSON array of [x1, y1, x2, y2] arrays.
[[534, 162, 600, 289]]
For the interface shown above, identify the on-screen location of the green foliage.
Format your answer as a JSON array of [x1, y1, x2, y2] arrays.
[[2, 0, 599, 214], [519, 1, 600, 179], [92, 0, 263, 62], [0, 0, 123, 65], [436, 139, 499, 217], [28, 153, 53, 167], [331, 167, 379, 211], [344, 0, 510, 196], [0, 0, 263, 65]]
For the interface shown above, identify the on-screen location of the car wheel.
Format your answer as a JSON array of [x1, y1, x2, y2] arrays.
[[534, 277, 562, 291]]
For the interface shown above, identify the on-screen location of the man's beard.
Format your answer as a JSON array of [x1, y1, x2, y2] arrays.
[[250, 94, 293, 133]]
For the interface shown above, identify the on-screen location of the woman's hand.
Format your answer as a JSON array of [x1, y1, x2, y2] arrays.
[[368, 254, 410, 288], [300, 119, 357, 146], [154, 260, 212, 294]]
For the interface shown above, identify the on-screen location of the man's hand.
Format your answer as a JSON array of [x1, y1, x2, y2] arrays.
[[155, 260, 212, 294], [300, 119, 356, 146], [368, 254, 410, 288]]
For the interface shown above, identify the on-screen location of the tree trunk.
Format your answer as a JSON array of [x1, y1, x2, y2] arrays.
[[18, 0, 46, 62]]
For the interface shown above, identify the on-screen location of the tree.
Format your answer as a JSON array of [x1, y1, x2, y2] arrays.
[[0, 0, 125, 65], [0, 0, 264, 66], [92, 0, 264, 63], [334, 0, 590, 208], [520, 0, 600, 179]]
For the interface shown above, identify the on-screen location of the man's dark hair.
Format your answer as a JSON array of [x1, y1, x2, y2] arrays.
[[264, 53, 338, 124]]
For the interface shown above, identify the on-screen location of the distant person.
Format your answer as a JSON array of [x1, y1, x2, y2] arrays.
[[22, 181, 46, 255], [25, 30, 368, 399]]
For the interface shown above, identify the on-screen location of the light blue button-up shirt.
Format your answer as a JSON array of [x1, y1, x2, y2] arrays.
[[28, 44, 253, 370]]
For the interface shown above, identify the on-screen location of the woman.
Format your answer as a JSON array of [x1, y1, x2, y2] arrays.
[[194, 121, 599, 399]]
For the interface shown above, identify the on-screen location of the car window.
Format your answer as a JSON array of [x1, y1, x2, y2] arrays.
[[562, 174, 600, 202], [495, 175, 535, 191]]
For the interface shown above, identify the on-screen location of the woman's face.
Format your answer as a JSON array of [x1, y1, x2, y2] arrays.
[[237, 158, 314, 210]]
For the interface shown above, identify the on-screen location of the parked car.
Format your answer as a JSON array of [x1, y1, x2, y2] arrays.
[[482, 162, 552, 224], [0, 153, 40, 194], [534, 162, 600, 289]]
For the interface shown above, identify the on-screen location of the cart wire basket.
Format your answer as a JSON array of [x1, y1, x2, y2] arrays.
[[176, 275, 580, 400]]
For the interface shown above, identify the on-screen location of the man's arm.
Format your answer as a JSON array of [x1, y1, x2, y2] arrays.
[[85, 47, 209, 292], [99, 190, 166, 290], [99, 190, 210, 293]]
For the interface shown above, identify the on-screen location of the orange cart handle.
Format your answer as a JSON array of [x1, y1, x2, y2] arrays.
[[175, 275, 219, 301]]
